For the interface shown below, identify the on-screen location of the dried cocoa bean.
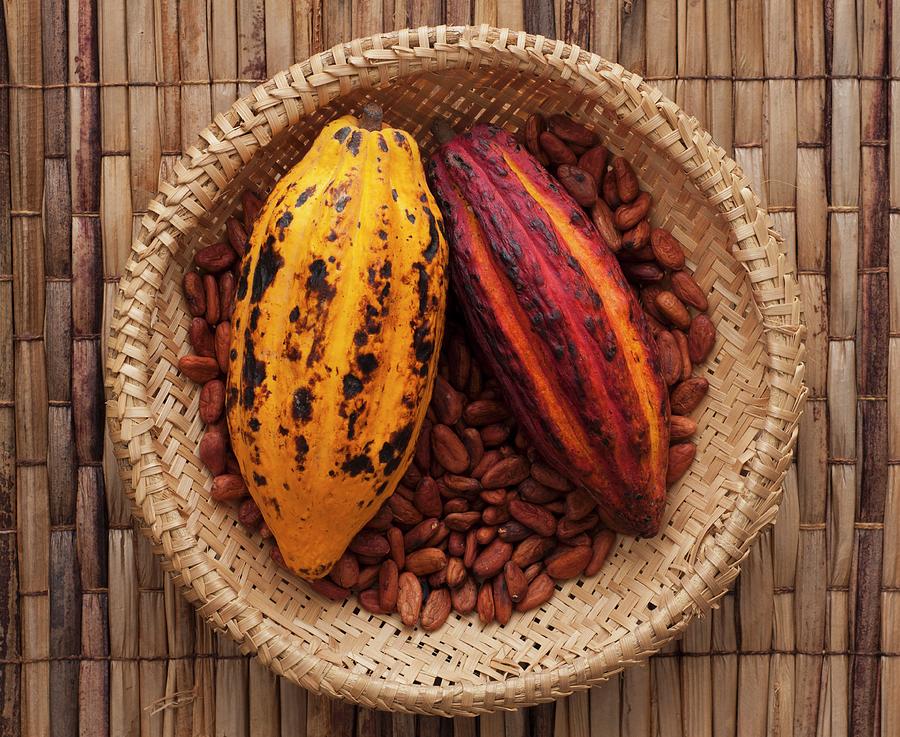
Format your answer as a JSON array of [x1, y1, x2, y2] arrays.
[[524, 113, 548, 164], [481, 505, 510, 526], [359, 588, 388, 614], [215, 321, 231, 373], [557, 164, 597, 207], [602, 167, 621, 209], [365, 503, 393, 531], [473, 539, 513, 579], [308, 578, 349, 601], [481, 456, 530, 489], [183, 271, 206, 316], [614, 191, 651, 230], [515, 573, 555, 612], [179, 355, 220, 384], [448, 531, 465, 557], [564, 489, 596, 521], [508, 499, 557, 537], [590, 199, 622, 253], [464, 529, 478, 568], [688, 314, 716, 364], [420, 588, 451, 631], [414, 477, 442, 518], [670, 377, 709, 415], [405, 547, 447, 576], [331, 552, 360, 589], [388, 494, 424, 526], [199, 430, 227, 475], [655, 290, 692, 330], [387, 526, 405, 569], [349, 530, 390, 558], [650, 228, 686, 270], [529, 463, 572, 492], [656, 330, 683, 386], [492, 574, 513, 625], [225, 217, 248, 258], [672, 329, 693, 380], [451, 577, 477, 614], [538, 130, 577, 165], [432, 374, 464, 425], [518, 478, 558, 504], [238, 498, 263, 529], [671, 270, 709, 311], [444, 511, 482, 531], [612, 156, 640, 203], [480, 421, 514, 447], [623, 262, 665, 283], [667, 442, 697, 484], [545, 545, 592, 580], [548, 114, 598, 147], [477, 581, 495, 624], [189, 317, 216, 357], [497, 521, 532, 543], [195, 242, 237, 273], [585, 530, 617, 576], [431, 424, 469, 474], [556, 514, 599, 540], [199, 379, 226, 423], [621, 220, 651, 252], [578, 146, 608, 185], [357, 564, 381, 590], [463, 399, 509, 426], [471, 450, 501, 479], [203, 274, 220, 324], [414, 419, 432, 471], [397, 572, 423, 626], [504, 561, 528, 603], [446, 557, 466, 588], [211, 474, 247, 502], [669, 415, 697, 440], [475, 526, 498, 545]]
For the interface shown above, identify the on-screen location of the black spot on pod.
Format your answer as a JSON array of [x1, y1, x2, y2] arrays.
[[276, 209, 293, 237], [377, 421, 415, 475], [413, 263, 428, 315], [377, 134, 389, 153], [353, 329, 368, 347], [422, 208, 440, 262], [289, 306, 300, 322], [236, 257, 252, 300], [393, 130, 409, 148], [391, 188, 398, 202], [248, 417, 261, 432], [326, 229, 338, 242], [278, 425, 289, 436], [307, 259, 336, 303], [292, 387, 314, 422], [377, 229, 388, 241], [294, 435, 309, 465], [335, 194, 351, 213], [343, 374, 364, 399], [347, 130, 362, 155], [406, 211, 416, 224], [413, 324, 434, 364], [347, 409, 360, 440], [249, 305, 262, 331], [379, 260, 392, 277], [295, 184, 316, 207], [357, 353, 378, 375], [252, 471, 268, 486], [342, 454, 374, 477], [250, 236, 284, 303], [333, 126, 351, 142], [241, 330, 267, 409]]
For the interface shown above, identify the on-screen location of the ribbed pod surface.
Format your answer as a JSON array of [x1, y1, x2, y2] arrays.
[[428, 124, 669, 536], [227, 113, 448, 577]]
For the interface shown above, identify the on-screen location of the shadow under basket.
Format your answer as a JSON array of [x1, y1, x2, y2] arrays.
[[105, 25, 806, 715]]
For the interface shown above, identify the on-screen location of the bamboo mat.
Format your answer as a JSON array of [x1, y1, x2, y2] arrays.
[[0, 0, 894, 735]]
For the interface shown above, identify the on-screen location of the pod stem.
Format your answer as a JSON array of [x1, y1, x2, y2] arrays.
[[431, 119, 456, 145], [359, 103, 384, 131]]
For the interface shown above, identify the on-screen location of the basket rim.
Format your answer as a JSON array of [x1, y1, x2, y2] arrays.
[[104, 24, 807, 715]]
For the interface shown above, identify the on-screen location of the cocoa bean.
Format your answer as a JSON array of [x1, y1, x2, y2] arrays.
[[504, 561, 528, 603], [475, 526, 497, 545], [413, 477, 442, 518], [590, 199, 622, 253], [578, 146, 608, 185], [515, 573, 555, 612], [650, 228, 686, 270], [414, 419, 432, 471], [432, 374, 464, 425], [179, 355, 220, 384], [238, 498, 263, 529], [182, 271, 206, 316], [669, 415, 698, 440], [463, 399, 509, 426], [332, 552, 360, 589], [195, 242, 237, 273], [621, 220, 651, 252], [211, 474, 247, 502], [481, 456, 530, 489], [215, 321, 231, 373], [614, 191, 651, 230], [667, 442, 697, 484], [655, 290, 692, 330], [199, 379, 226, 423], [548, 114, 598, 147], [602, 167, 621, 209], [656, 330, 683, 386], [203, 274, 220, 324], [431, 424, 469, 474], [564, 489, 596, 521], [420, 588, 451, 631], [225, 217, 248, 258], [242, 191, 264, 228], [585, 530, 617, 576], [446, 557, 466, 588], [670, 377, 709, 415], [349, 530, 390, 558], [671, 270, 709, 311], [612, 156, 640, 203], [477, 581, 495, 624], [538, 130, 577, 165], [189, 318, 216, 357], [556, 514, 599, 540], [451, 577, 477, 614], [387, 526, 405, 569], [309, 579, 350, 601], [473, 539, 513, 579], [199, 430, 227, 475], [557, 165, 597, 207], [545, 545, 592, 580], [672, 329, 693, 380], [397, 572, 423, 626], [492, 575, 513, 625], [359, 588, 388, 614], [688, 314, 716, 363], [508, 499, 557, 537]]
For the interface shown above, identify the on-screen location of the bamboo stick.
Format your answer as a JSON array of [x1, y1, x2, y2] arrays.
[[552, 696, 569, 737], [705, 0, 731, 155], [556, 0, 591, 48], [495, 0, 523, 31], [126, 0, 162, 210], [140, 588, 169, 737], [681, 608, 712, 737], [452, 716, 476, 737], [711, 596, 737, 737], [389, 713, 415, 737], [504, 707, 527, 737], [530, 702, 554, 737], [645, 0, 675, 101], [294, 0, 323, 54], [266, 0, 295, 74], [617, 0, 644, 76], [216, 633, 250, 737], [80, 593, 110, 737], [156, 0, 182, 153], [211, 0, 239, 138], [445, 0, 472, 27], [109, 528, 140, 736], [525, 0, 556, 39], [733, 0, 763, 147], [795, 0, 825, 144], [473, 0, 497, 26], [323, 0, 352, 48], [651, 656, 682, 737], [238, 0, 267, 97], [99, 0, 129, 152], [676, 0, 707, 128], [179, 0, 213, 152], [589, 677, 620, 737], [621, 665, 650, 737], [21, 596, 50, 737], [250, 660, 279, 737], [478, 711, 504, 737], [49, 530, 81, 731], [280, 678, 308, 737], [590, 0, 615, 61], [193, 613, 215, 736], [164, 575, 196, 737]]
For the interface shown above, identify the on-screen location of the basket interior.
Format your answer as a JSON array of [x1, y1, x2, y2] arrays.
[[153, 65, 769, 686]]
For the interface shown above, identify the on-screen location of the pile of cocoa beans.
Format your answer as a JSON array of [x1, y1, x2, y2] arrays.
[[524, 112, 713, 483], [178, 112, 714, 630]]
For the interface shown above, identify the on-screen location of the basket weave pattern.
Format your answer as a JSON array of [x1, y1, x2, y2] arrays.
[[105, 25, 806, 714]]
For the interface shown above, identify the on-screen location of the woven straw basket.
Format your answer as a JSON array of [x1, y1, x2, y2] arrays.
[[105, 25, 806, 715]]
